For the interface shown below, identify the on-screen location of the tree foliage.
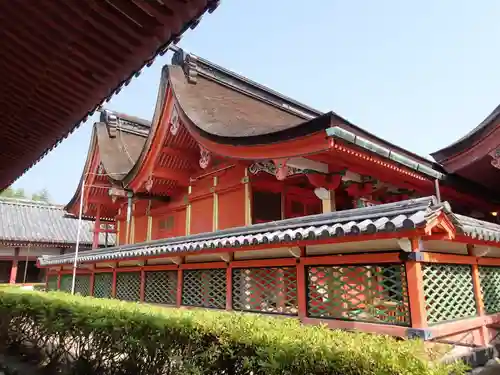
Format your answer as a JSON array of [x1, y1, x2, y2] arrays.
[[0, 187, 51, 202], [0, 287, 467, 375]]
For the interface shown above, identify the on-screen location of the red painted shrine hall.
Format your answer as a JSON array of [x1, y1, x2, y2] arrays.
[[39, 48, 500, 347]]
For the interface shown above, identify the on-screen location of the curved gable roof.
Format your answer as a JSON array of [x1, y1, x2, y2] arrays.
[[432, 104, 500, 163]]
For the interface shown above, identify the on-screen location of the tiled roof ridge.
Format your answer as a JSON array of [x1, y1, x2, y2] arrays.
[[0, 197, 63, 210], [41, 196, 455, 266], [170, 47, 322, 121]]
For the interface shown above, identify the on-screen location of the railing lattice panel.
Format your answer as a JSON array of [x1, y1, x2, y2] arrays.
[[479, 266, 500, 314], [94, 273, 113, 299], [422, 264, 477, 324], [74, 275, 91, 296], [182, 269, 226, 309], [145, 271, 177, 305], [116, 272, 141, 302], [307, 264, 410, 326], [232, 267, 298, 315], [59, 274, 72, 293], [47, 275, 57, 291]]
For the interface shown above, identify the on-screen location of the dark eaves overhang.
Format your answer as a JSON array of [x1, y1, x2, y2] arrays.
[[0, 0, 220, 191]]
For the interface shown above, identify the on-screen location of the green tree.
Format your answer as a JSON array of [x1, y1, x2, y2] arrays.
[[0, 187, 15, 198], [13, 188, 26, 199], [32, 189, 51, 203]]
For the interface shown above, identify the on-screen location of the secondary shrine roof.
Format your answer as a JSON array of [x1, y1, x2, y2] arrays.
[[38, 196, 500, 266], [0, 0, 219, 191], [0, 198, 113, 247], [65, 110, 151, 216], [431, 104, 500, 193]]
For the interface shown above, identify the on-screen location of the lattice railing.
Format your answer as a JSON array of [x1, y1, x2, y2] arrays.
[[422, 264, 477, 324], [94, 273, 113, 299], [307, 264, 410, 326], [47, 275, 58, 291], [59, 274, 72, 293], [145, 271, 177, 305], [116, 272, 141, 302], [74, 275, 91, 297], [479, 266, 500, 314], [232, 267, 298, 315], [182, 269, 226, 309]]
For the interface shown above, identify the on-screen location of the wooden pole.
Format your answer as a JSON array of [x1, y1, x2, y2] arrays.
[[406, 238, 428, 328]]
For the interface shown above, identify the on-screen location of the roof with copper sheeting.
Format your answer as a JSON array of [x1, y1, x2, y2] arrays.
[[0, 0, 219, 191]]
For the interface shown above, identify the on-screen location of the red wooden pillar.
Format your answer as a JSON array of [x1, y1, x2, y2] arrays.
[[9, 248, 19, 284], [57, 267, 62, 290], [92, 205, 101, 249], [468, 246, 489, 345], [405, 238, 427, 330], [111, 265, 117, 298], [89, 265, 95, 297], [140, 267, 146, 303], [44, 271, 49, 290], [296, 247, 307, 319], [226, 266, 232, 311], [176, 268, 183, 307]]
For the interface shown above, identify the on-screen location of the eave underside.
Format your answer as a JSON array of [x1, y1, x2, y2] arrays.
[[0, 0, 218, 190]]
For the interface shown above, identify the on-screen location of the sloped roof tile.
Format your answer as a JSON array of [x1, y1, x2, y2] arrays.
[[39, 196, 467, 266], [0, 198, 114, 246]]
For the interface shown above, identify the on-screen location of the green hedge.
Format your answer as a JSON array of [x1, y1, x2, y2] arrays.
[[0, 288, 466, 375]]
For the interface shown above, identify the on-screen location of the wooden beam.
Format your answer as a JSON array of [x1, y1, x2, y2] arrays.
[[87, 195, 112, 205], [161, 146, 198, 165], [153, 167, 191, 186]]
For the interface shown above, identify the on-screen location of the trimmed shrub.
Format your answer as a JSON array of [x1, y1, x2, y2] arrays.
[[0, 287, 466, 375]]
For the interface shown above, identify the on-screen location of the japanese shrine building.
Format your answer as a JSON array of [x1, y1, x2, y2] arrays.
[[38, 48, 500, 347], [0, 198, 112, 284]]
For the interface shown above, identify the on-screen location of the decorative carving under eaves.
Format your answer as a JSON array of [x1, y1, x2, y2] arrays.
[[490, 148, 500, 170], [199, 146, 211, 169], [248, 161, 303, 179], [144, 176, 154, 192], [97, 162, 105, 176], [170, 106, 180, 135]]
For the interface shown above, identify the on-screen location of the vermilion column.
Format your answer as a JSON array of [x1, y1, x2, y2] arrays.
[[140, 268, 146, 302], [176, 268, 183, 307], [468, 246, 489, 345], [296, 247, 307, 319], [111, 265, 117, 298], [92, 205, 101, 249], [405, 238, 427, 329], [9, 248, 19, 284]]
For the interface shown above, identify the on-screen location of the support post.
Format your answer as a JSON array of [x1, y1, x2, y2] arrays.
[[468, 245, 489, 345], [92, 205, 101, 249], [296, 247, 307, 319], [405, 238, 428, 329], [140, 267, 146, 302], [213, 176, 219, 231], [244, 168, 252, 226], [321, 190, 336, 213], [176, 268, 183, 307], [9, 248, 19, 284], [89, 269, 95, 297], [57, 268, 62, 290], [226, 254, 234, 311], [111, 265, 117, 298]]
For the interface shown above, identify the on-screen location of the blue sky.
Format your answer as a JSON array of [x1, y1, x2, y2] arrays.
[[14, 1, 500, 204]]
